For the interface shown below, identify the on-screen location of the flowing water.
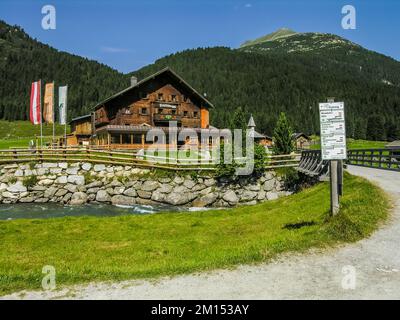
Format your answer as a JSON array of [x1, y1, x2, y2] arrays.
[[0, 203, 211, 220]]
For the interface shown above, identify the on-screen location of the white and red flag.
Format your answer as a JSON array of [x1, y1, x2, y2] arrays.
[[30, 80, 41, 125]]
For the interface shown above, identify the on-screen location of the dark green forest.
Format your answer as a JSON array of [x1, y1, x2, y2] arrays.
[[1, 20, 399, 141], [0, 20, 129, 121]]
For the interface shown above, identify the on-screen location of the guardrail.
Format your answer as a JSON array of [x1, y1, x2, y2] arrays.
[[347, 148, 400, 171], [0, 147, 301, 172]]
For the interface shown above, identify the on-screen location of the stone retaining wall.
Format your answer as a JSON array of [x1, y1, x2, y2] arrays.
[[0, 163, 290, 207]]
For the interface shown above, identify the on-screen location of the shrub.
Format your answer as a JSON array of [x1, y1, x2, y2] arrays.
[[22, 175, 38, 188], [8, 177, 17, 184]]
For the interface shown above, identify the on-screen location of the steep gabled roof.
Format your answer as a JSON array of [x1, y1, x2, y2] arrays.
[[94, 67, 214, 110], [292, 132, 311, 140]]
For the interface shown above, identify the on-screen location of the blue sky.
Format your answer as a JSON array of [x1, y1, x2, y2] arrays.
[[1, 0, 399, 73]]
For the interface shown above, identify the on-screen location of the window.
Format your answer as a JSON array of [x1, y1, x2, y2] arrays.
[[183, 111, 188, 117], [171, 109, 176, 115], [158, 108, 163, 114], [141, 108, 148, 115], [171, 94, 177, 102], [157, 93, 164, 100], [194, 111, 198, 118]]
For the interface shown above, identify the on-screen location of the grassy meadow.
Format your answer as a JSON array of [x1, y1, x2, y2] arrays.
[[0, 120, 69, 149], [310, 136, 387, 150], [0, 173, 390, 295]]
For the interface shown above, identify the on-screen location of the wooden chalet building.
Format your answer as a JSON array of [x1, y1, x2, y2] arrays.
[[69, 67, 215, 149]]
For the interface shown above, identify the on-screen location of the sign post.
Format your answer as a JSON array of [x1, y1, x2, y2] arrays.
[[319, 100, 346, 216]]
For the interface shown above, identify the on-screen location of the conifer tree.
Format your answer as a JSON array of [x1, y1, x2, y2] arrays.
[[273, 112, 294, 155]]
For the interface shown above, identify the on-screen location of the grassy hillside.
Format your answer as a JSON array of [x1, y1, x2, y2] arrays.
[[0, 173, 389, 295], [0, 120, 70, 149]]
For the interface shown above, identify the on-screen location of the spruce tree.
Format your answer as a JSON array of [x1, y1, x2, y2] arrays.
[[273, 112, 294, 155]]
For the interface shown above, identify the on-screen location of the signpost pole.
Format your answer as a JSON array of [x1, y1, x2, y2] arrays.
[[330, 160, 340, 215], [320, 98, 346, 216]]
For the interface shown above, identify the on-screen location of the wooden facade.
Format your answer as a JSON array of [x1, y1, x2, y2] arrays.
[[92, 68, 214, 149], [66, 68, 215, 149], [67, 114, 92, 146]]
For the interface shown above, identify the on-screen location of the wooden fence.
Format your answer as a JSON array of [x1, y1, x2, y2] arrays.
[[347, 148, 400, 171], [0, 147, 300, 171]]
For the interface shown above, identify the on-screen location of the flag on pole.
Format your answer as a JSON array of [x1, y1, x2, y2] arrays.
[[59, 85, 68, 125], [43, 82, 54, 124], [30, 81, 41, 125]]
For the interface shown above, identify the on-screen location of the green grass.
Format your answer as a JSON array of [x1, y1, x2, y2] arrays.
[[0, 120, 70, 150], [0, 173, 390, 295], [310, 137, 387, 150]]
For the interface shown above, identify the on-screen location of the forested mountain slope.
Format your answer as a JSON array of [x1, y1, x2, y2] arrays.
[[0, 20, 129, 121]]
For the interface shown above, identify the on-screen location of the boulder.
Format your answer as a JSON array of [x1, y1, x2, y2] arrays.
[[192, 184, 207, 192], [173, 176, 184, 185], [222, 190, 239, 205], [165, 190, 196, 205], [140, 180, 159, 192], [55, 189, 68, 197], [96, 190, 111, 202], [94, 164, 106, 172], [183, 179, 196, 189], [81, 163, 92, 171], [49, 168, 62, 174], [58, 163, 68, 169], [111, 195, 135, 206], [137, 190, 152, 199], [19, 197, 34, 203], [55, 176, 68, 184], [7, 182, 27, 193], [64, 184, 78, 193], [67, 175, 85, 186], [86, 181, 103, 189], [66, 167, 79, 175], [0, 183, 8, 192], [266, 192, 279, 200], [34, 198, 49, 203], [151, 190, 166, 202], [240, 190, 257, 202], [113, 186, 125, 195], [192, 193, 218, 207], [263, 179, 275, 192], [2, 191, 18, 199], [123, 188, 137, 197], [204, 178, 216, 187], [14, 170, 24, 177], [42, 163, 58, 168], [44, 187, 58, 198], [70, 192, 88, 205], [38, 179, 54, 186], [257, 190, 267, 200], [87, 187, 100, 194], [158, 184, 173, 193]]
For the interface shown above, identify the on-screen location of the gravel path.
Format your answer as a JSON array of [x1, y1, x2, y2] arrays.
[[3, 165, 400, 300]]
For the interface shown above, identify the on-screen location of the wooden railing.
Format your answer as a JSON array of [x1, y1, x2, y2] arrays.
[[347, 148, 400, 171], [0, 147, 301, 172]]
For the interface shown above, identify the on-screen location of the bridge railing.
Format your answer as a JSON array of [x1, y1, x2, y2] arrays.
[[297, 150, 329, 177], [347, 148, 400, 171]]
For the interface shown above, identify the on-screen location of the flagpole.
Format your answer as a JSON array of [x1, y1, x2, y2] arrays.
[[65, 85, 68, 148], [40, 79, 43, 149], [52, 81, 55, 148]]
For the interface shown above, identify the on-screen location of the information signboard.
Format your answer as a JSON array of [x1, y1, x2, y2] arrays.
[[319, 102, 347, 160]]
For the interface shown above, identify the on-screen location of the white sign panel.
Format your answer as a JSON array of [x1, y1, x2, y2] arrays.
[[319, 102, 347, 160]]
